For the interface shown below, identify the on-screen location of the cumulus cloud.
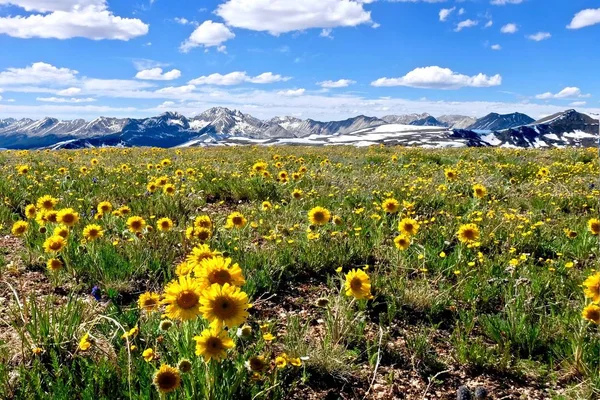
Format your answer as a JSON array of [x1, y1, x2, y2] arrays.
[[535, 87, 591, 100], [180, 20, 235, 52], [36, 96, 96, 103], [188, 71, 291, 85], [135, 68, 182, 81], [455, 19, 478, 32], [501, 23, 518, 33], [57, 87, 82, 96], [371, 66, 502, 89], [155, 85, 196, 95], [317, 79, 356, 88], [0, 62, 78, 86], [567, 8, 600, 29], [439, 7, 455, 22], [527, 32, 551, 41], [215, 0, 372, 35], [0, 0, 148, 40], [277, 89, 306, 96]]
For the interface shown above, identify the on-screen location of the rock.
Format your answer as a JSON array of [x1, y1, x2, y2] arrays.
[[457, 385, 472, 400]]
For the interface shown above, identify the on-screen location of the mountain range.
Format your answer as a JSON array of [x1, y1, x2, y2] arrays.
[[0, 108, 597, 149]]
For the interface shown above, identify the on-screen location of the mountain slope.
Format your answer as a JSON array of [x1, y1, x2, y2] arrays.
[[468, 112, 535, 131], [437, 115, 477, 129]]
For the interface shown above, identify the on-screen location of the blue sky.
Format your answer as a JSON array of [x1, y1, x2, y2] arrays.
[[0, 0, 599, 121]]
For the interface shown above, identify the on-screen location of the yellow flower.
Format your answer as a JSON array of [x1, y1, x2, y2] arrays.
[[161, 275, 203, 321], [57, 208, 79, 227], [97, 201, 113, 214], [457, 224, 480, 244], [156, 217, 173, 232], [262, 332, 275, 341], [186, 244, 217, 270], [37, 195, 58, 211], [78, 333, 92, 351], [143, 348, 154, 362], [195, 256, 246, 289], [398, 218, 419, 236], [163, 184, 176, 196], [344, 269, 373, 300], [47, 258, 63, 272], [193, 326, 235, 362], [444, 168, 458, 181], [127, 216, 146, 233], [152, 364, 181, 394], [245, 356, 268, 373], [11, 221, 28, 236], [53, 225, 70, 239], [43, 235, 67, 253], [292, 189, 303, 199], [583, 273, 600, 303], [308, 206, 331, 226], [252, 161, 268, 173], [25, 204, 37, 219], [138, 292, 161, 312], [472, 184, 487, 199], [226, 212, 247, 229], [393, 234, 411, 251], [261, 201, 272, 211], [382, 198, 400, 213], [289, 357, 302, 367], [200, 283, 250, 329], [83, 224, 104, 241], [582, 304, 600, 324], [275, 355, 287, 368], [194, 215, 213, 230], [588, 218, 600, 236]]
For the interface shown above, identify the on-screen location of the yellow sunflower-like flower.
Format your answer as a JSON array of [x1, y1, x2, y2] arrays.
[[398, 218, 419, 236], [583, 273, 600, 303], [444, 168, 458, 181], [25, 204, 37, 219], [47, 258, 63, 272], [97, 201, 113, 214], [163, 184, 176, 196], [152, 364, 181, 394], [57, 208, 79, 227], [186, 244, 218, 270], [393, 234, 411, 251], [252, 161, 268, 173], [127, 216, 146, 233], [161, 275, 203, 321], [193, 326, 235, 362], [194, 215, 213, 230], [11, 221, 28, 236], [292, 189, 303, 199], [83, 224, 104, 241], [37, 195, 58, 211], [53, 225, 70, 239], [143, 348, 154, 362], [138, 292, 161, 312], [245, 356, 268, 373], [200, 283, 250, 329], [344, 269, 373, 300], [156, 217, 173, 232], [457, 224, 480, 244], [175, 260, 193, 277], [226, 212, 247, 229], [472, 184, 487, 199], [308, 206, 331, 226], [43, 235, 67, 253], [588, 218, 600, 236], [582, 303, 600, 324], [382, 198, 400, 214], [195, 256, 246, 289]]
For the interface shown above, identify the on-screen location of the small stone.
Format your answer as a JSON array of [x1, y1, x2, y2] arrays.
[[457, 385, 472, 400], [474, 386, 488, 399]]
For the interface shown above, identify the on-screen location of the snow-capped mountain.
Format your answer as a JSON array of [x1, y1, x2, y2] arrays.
[[0, 108, 596, 149], [382, 113, 431, 125], [467, 112, 535, 131], [437, 115, 477, 129]]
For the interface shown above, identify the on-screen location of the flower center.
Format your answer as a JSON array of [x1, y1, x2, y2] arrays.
[[232, 216, 243, 225], [350, 277, 363, 291], [210, 270, 232, 285], [177, 290, 199, 309]]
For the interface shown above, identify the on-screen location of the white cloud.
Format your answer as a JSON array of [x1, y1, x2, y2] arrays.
[[527, 32, 551, 41], [277, 89, 306, 96], [135, 68, 182, 81], [0, 62, 78, 86], [215, 0, 372, 35], [535, 87, 591, 100], [484, 20, 493, 28], [157, 101, 176, 108], [501, 23, 518, 33], [82, 78, 155, 92], [317, 79, 356, 88], [57, 87, 81, 96], [180, 20, 235, 52], [570, 101, 586, 107], [155, 85, 196, 95], [36, 96, 96, 103], [455, 19, 478, 32], [458, 8, 465, 15], [439, 7, 455, 22], [174, 17, 197, 26], [567, 8, 600, 30], [491, 0, 523, 4], [0, 1, 148, 40], [491, 44, 501, 50], [320, 28, 334, 38], [371, 66, 502, 89], [188, 71, 291, 85]]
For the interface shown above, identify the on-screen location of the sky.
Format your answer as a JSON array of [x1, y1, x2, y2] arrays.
[[0, 0, 599, 122]]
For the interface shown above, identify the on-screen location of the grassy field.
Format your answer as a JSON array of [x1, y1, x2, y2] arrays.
[[0, 145, 599, 399]]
